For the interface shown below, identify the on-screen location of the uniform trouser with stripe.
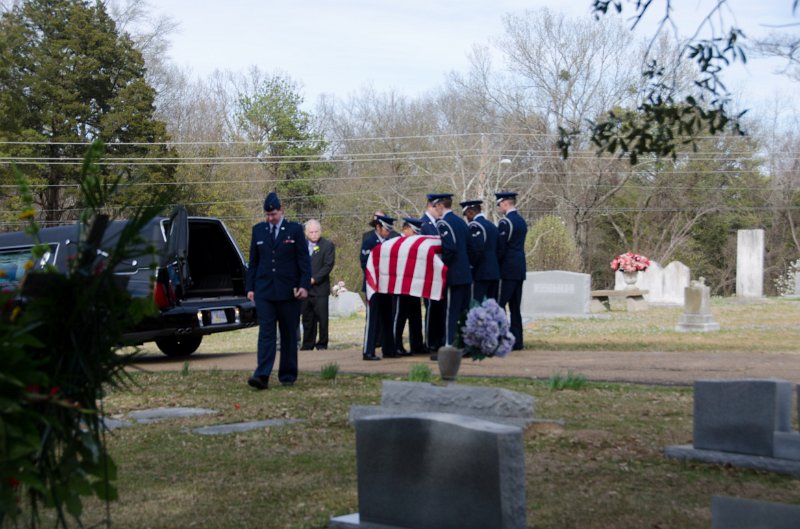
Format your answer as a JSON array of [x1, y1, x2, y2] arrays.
[[444, 284, 472, 346], [394, 294, 424, 353], [498, 279, 524, 350], [363, 293, 396, 356], [425, 298, 444, 352]]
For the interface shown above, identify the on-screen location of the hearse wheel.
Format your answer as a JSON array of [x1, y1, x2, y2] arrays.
[[155, 335, 202, 357]]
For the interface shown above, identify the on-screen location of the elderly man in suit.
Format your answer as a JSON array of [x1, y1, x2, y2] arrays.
[[460, 199, 500, 302], [301, 219, 335, 351], [245, 192, 311, 390], [495, 191, 528, 351]]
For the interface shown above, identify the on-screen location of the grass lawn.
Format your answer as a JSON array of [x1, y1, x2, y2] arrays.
[[134, 296, 800, 357], [79, 372, 800, 529], [75, 297, 800, 528]]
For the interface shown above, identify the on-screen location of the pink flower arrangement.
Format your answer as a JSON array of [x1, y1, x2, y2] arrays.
[[610, 252, 650, 273]]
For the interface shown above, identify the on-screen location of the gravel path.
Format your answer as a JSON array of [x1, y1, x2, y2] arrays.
[[132, 347, 800, 386]]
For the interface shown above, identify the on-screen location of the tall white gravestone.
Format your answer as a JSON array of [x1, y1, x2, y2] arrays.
[[736, 229, 764, 298]]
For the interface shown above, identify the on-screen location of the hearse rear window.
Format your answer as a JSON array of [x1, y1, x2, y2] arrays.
[[0, 245, 55, 286]]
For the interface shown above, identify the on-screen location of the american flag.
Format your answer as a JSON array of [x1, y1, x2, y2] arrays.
[[365, 235, 447, 301]]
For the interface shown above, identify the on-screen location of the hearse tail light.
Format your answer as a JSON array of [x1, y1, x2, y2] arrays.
[[153, 281, 173, 310]]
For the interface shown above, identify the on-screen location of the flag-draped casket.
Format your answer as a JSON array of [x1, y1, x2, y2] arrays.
[[365, 235, 447, 301]]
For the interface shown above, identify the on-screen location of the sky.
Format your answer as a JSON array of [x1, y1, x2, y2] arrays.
[[155, 0, 799, 110]]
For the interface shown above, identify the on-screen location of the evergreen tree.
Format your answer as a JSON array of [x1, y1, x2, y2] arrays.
[[234, 73, 329, 217], [0, 0, 176, 226]]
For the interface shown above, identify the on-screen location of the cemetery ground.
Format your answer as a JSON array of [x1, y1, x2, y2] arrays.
[[86, 297, 800, 528]]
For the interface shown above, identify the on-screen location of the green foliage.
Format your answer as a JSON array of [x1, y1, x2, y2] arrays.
[[0, 0, 177, 224], [320, 362, 339, 381], [408, 364, 433, 383], [547, 370, 588, 391], [559, 2, 750, 164], [180, 362, 190, 377], [0, 141, 165, 527], [527, 215, 582, 272], [234, 74, 331, 216]]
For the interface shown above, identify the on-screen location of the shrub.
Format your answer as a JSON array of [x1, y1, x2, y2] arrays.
[[1, 142, 166, 528], [527, 214, 582, 272]]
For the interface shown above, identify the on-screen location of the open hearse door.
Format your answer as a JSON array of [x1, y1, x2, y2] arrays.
[[0, 208, 256, 358]]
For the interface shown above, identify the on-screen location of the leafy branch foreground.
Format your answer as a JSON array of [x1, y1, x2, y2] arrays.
[[66, 372, 800, 529]]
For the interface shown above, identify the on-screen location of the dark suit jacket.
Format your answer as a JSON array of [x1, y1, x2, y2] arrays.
[[468, 214, 500, 281], [497, 210, 528, 281], [436, 211, 472, 286], [308, 237, 335, 297], [246, 220, 311, 306]]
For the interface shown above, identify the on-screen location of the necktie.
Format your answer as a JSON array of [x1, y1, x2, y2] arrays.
[[269, 225, 275, 244]]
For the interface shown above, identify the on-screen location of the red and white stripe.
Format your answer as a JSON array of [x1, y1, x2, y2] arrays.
[[365, 235, 447, 301]]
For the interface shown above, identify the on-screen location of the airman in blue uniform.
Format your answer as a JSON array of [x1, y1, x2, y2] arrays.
[[460, 199, 500, 302], [246, 192, 311, 389], [420, 195, 443, 355], [432, 193, 472, 348], [360, 214, 399, 360], [495, 191, 527, 350], [392, 217, 426, 356]]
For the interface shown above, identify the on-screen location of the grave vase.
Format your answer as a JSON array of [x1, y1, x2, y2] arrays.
[[437, 345, 462, 381], [622, 271, 639, 290]]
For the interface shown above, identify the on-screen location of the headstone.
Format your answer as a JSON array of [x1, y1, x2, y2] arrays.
[[521, 270, 591, 318], [192, 418, 303, 435], [330, 413, 527, 529], [794, 270, 800, 296], [676, 277, 720, 332], [736, 229, 764, 298], [614, 261, 690, 305], [330, 291, 365, 317], [712, 496, 800, 529], [348, 381, 541, 428], [693, 379, 793, 457], [128, 407, 216, 424]]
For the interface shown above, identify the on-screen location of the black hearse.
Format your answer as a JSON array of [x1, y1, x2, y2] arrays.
[[0, 207, 256, 356]]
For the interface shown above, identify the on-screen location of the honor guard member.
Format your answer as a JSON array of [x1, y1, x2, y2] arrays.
[[245, 192, 311, 390], [360, 214, 399, 360], [431, 193, 472, 348], [420, 198, 440, 236], [495, 191, 528, 350], [460, 199, 500, 302], [421, 195, 443, 354], [392, 217, 426, 356]]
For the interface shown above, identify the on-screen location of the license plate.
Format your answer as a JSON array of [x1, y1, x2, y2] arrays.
[[210, 309, 227, 324]]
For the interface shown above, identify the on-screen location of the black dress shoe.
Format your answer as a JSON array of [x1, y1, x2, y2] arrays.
[[429, 353, 438, 361], [280, 380, 295, 387], [247, 376, 269, 390], [316, 345, 327, 350], [396, 349, 413, 357], [383, 351, 399, 358], [362, 354, 381, 361]]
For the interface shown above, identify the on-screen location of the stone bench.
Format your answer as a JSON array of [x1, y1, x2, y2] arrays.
[[590, 289, 649, 312]]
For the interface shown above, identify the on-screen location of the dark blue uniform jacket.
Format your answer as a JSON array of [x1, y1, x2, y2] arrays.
[[468, 214, 500, 281], [246, 220, 311, 303], [436, 211, 472, 286], [497, 210, 528, 281]]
